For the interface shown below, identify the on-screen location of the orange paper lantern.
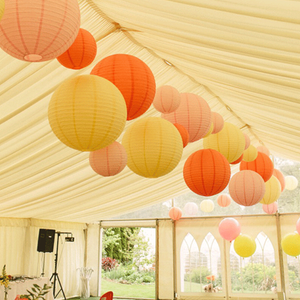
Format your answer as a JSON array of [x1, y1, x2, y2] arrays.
[[217, 194, 231, 207], [273, 169, 285, 192], [91, 54, 156, 120], [211, 112, 224, 134], [0, 0, 80, 62], [57, 28, 97, 70], [231, 154, 243, 165], [173, 123, 189, 148], [169, 207, 182, 220], [153, 85, 181, 113], [161, 93, 211, 142], [183, 149, 231, 196], [89, 142, 127, 176], [240, 152, 274, 182]]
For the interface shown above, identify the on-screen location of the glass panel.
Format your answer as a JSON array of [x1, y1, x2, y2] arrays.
[[287, 255, 300, 294]]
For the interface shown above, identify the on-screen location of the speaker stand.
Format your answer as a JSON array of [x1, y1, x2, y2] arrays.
[[40, 252, 45, 277]]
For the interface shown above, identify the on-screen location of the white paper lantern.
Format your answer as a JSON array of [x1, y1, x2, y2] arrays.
[[200, 200, 215, 213], [184, 202, 198, 216], [285, 176, 298, 190]]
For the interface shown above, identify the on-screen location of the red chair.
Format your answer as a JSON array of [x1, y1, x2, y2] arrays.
[[100, 291, 113, 300]]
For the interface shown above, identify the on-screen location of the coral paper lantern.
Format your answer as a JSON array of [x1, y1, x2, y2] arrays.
[[211, 112, 224, 134], [122, 117, 183, 178], [240, 152, 274, 182], [219, 218, 241, 242], [169, 207, 182, 221], [89, 142, 127, 176], [91, 54, 156, 120], [260, 176, 281, 205], [200, 200, 215, 213], [229, 170, 266, 206], [153, 85, 181, 113], [173, 123, 189, 148], [242, 145, 258, 162], [296, 218, 300, 235], [273, 169, 285, 192], [243, 133, 251, 150], [262, 202, 278, 214], [203, 122, 245, 163], [48, 75, 127, 151], [234, 234, 256, 258], [231, 154, 243, 165], [184, 202, 198, 216], [0, 0, 80, 62], [161, 93, 211, 142], [257, 145, 270, 156], [281, 233, 300, 257], [183, 149, 231, 196], [285, 175, 298, 190], [57, 28, 97, 69], [217, 194, 231, 207]]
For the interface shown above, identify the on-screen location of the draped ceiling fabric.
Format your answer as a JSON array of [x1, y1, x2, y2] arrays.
[[0, 0, 299, 223]]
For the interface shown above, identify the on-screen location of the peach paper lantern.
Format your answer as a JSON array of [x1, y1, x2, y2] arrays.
[[57, 28, 97, 70], [203, 122, 245, 163], [122, 117, 183, 178], [161, 93, 211, 142], [260, 176, 281, 205], [0, 0, 80, 62], [203, 122, 214, 138], [169, 207, 182, 221], [243, 133, 251, 150], [257, 145, 270, 156], [91, 54, 156, 120], [153, 85, 181, 113], [48, 75, 127, 151], [183, 149, 231, 196], [285, 175, 298, 190], [229, 170, 266, 206], [211, 112, 224, 134], [217, 194, 231, 207], [200, 200, 215, 213], [89, 142, 127, 176], [273, 169, 285, 192], [184, 202, 198, 216], [296, 218, 300, 235], [262, 202, 278, 214], [242, 145, 258, 162]]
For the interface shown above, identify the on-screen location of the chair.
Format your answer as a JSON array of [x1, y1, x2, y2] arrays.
[[100, 291, 113, 300]]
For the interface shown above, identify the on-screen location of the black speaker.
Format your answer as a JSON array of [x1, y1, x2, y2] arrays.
[[37, 229, 55, 253]]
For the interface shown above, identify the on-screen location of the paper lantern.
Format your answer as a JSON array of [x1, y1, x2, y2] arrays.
[[242, 145, 258, 162], [169, 207, 182, 221], [48, 75, 127, 151], [217, 194, 231, 207], [0, 0, 4, 21], [203, 122, 245, 163], [243, 133, 250, 150], [153, 85, 181, 113], [161, 93, 211, 142], [91, 54, 156, 120], [184, 202, 198, 216], [173, 123, 189, 148], [200, 200, 215, 213], [183, 149, 231, 196], [229, 170, 266, 206], [234, 234, 256, 258], [273, 169, 285, 192], [262, 202, 278, 214], [260, 176, 281, 205], [281, 233, 300, 257], [57, 28, 97, 69], [211, 112, 224, 134], [0, 0, 80, 62], [203, 122, 214, 138], [296, 218, 300, 235], [122, 117, 183, 178], [240, 152, 274, 182], [89, 142, 127, 176], [231, 154, 243, 165], [219, 218, 241, 242], [257, 145, 270, 156], [285, 175, 298, 190]]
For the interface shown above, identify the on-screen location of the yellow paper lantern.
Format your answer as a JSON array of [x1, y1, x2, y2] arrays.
[[200, 200, 215, 213], [48, 75, 127, 151], [122, 117, 183, 178], [203, 122, 245, 163], [260, 175, 281, 205], [234, 234, 256, 258], [0, 0, 4, 21], [242, 145, 258, 162], [281, 232, 300, 257]]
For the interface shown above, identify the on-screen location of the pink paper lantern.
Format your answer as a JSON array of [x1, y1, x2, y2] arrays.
[[89, 141, 127, 176], [211, 112, 224, 134], [257, 145, 270, 156], [217, 194, 231, 207], [262, 202, 278, 214], [273, 169, 285, 192], [296, 218, 300, 235], [162, 93, 211, 142], [243, 133, 250, 150], [184, 202, 198, 216], [0, 0, 80, 62], [219, 218, 241, 242], [153, 85, 181, 113], [169, 207, 182, 221], [229, 170, 266, 206]]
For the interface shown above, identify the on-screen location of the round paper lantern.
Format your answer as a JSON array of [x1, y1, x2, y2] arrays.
[[57, 28, 97, 69], [89, 142, 127, 176], [217, 194, 231, 207], [242, 145, 258, 162], [219, 218, 241, 242], [240, 152, 274, 182], [200, 200, 215, 213], [203, 122, 245, 163], [257, 145, 270, 156], [296, 218, 300, 235], [211, 112, 224, 134], [173, 123, 189, 148], [161, 93, 211, 142], [285, 175, 298, 190], [91, 54, 156, 120], [262, 202, 278, 214], [231, 154, 243, 165], [260, 176, 281, 205], [0, 0, 4, 21], [203, 122, 214, 138], [273, 169, 285, 192], [122, 117, 183, 178], [281, 233, 300, 257], [153, 85, 181, 113], [48, 75, 127, 151], [169, 207, 182, 221], [0, 0, 80, 62], [234, 234, 256, 258], [183, 149, 231, 196], [243, 133, 251, 150], [184, 202, 198, 216], [229, 170, 266, 206]]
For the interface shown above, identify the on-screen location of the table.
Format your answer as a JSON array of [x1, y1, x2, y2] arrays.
[[0, 277, 54, 300]]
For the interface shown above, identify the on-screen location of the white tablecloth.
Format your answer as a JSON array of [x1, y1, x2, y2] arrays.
[[0, 277, 54, 300]]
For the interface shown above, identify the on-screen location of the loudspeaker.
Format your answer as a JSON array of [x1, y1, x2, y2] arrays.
[[37, 229, 55, 253]]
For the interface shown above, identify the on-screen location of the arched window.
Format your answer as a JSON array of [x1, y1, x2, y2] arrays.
[[287, 252, 300, 294]]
